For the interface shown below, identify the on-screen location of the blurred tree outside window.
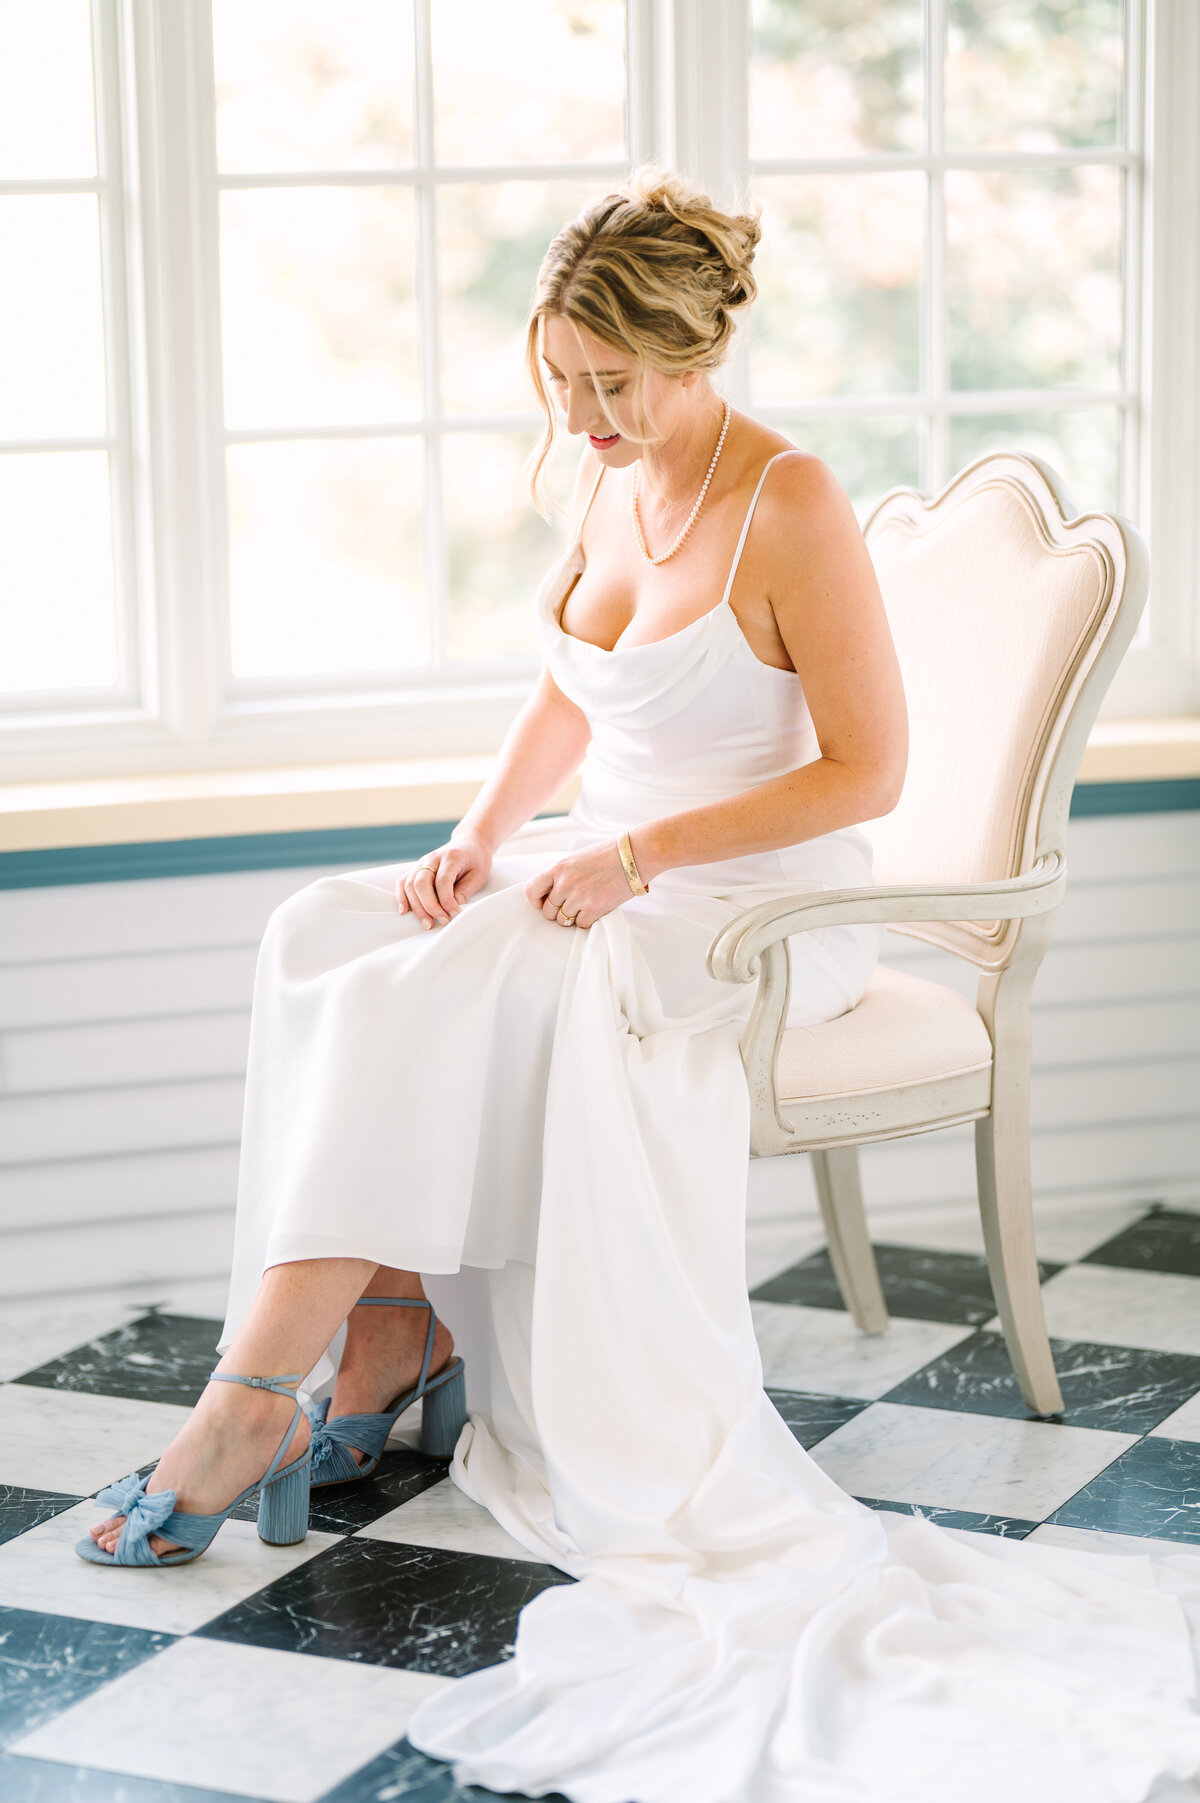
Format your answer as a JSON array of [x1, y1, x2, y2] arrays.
[[748, 0, 1134, 535]]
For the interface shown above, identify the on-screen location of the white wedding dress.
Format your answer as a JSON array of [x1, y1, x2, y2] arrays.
[[219, 456, 1200, 1803]]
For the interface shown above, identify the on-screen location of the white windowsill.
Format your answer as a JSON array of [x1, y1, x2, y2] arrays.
[[1, 719, 1198, 856]]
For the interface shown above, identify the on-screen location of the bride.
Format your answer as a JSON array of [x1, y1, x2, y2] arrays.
[[77, 167, 1200, 1803]]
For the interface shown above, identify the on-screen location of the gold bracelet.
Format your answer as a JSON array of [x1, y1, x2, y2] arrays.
[[617, 829, 650, 896]]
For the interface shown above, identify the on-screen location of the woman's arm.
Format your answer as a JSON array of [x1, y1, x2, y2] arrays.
[[453, 449, 599, 854], [631, 452, 908, 884], [452, 663, 591, 854]]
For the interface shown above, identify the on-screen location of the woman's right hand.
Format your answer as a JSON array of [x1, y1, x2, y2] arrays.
[[396, 830, 495, 929]]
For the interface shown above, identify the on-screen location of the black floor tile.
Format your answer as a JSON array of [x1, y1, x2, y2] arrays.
[[0, 1606, 174, 1750], [318, 1736, 566, 1802], [880, 1331, 1200, 1431], [13, 1314, 224, 1410], [854, 1497, 1039, 1538], [0, 1486, 83, 1547], [766, 1389, 871, 1448], [197, 1536, 576, 1679], [1081, 1205, 1200, 1278], [0, 1753, 235, 1802], [750, 1244, 1062, 1327], [1045, 1435, 1200, 1542]]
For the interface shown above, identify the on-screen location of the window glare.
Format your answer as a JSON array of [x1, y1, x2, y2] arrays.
[[212, 0, 416, 172], [0, 452, 117, 692], [0, 0, 96, 179]]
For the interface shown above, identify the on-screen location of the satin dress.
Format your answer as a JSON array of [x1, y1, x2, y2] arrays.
[[219, 455, 1200, 1803]]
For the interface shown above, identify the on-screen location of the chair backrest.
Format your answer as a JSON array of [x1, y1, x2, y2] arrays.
[[859, 452, 1148, 970]]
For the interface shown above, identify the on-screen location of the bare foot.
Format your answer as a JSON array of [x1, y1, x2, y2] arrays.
[[89, 1379, 310, 1558], [330, 1303, 455, 1465]]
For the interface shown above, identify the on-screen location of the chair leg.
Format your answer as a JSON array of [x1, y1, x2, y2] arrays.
[[974, 1099, 1064, 1417], [810, 1146, 890, 1334]]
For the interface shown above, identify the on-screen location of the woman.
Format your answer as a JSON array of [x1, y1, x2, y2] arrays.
[[79, 170, 1200, 1803]]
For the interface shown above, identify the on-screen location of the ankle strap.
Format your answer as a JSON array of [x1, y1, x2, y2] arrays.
[[208, 1371, 303, 1396]]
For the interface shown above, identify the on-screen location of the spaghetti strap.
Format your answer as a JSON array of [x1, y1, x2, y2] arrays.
[[719, 450, 791, 608]]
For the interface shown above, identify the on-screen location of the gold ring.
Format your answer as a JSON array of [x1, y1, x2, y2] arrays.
[[415, 864, 436, 874], [557, 907, 576, 926]]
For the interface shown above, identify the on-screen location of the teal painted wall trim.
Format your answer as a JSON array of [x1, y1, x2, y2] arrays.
[[1067, 777, 1200, 816], [1, 781, 1197, 890], [0, 821, 462, 891]]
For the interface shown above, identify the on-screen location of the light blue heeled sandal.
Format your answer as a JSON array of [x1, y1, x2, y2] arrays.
[[307, 1297, 468, 1487], [75, 1370, 311, 1567]]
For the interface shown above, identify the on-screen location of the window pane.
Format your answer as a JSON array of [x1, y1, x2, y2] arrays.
[[0, 0, 96, 179], [432, 0, 625, 165], [212, 0, 415, 172], [946, 0, 1123, 152], [443, 431, 578, 662], [220, 188, 420, 429], [750, 176, 923, 404], [773, 418, 920, 522], [0, 452, 117, 692], [0, 196, 106, 438], [946, 168, 1122, 391], [227, 440, 426, 679], [949, 408, 1121, 512], [439, 180, 602, 415], [749, 0, 923, 159]]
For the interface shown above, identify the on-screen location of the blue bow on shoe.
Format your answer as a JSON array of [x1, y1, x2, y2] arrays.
[[304, 1393, 397, 1484], [92, 1472, 180, 1565]]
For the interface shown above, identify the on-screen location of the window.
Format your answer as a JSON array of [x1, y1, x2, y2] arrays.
[[211, 0, 628, 690], [746, 0, 1136, 529], [0, 1, 139, 710], [1, 0, 1195, 782]]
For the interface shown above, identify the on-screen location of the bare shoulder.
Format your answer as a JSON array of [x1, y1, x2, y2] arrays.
[[751, 448, 861, 553]]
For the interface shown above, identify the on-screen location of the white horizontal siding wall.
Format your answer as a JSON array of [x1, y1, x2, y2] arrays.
[[0, 811, 1197, 1300]]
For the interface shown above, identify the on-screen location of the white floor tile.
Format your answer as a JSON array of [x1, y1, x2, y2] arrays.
[[0, 1384, 192, 1496], [745, 1220, 827, 1291], [0, 1498, 340, 1636], [116, 1277, 233, 1320], [985, 1265, 1200, 1358], [360, 1475, 546, 1564], [874, 1196, 1151, 1266], [751, 1300, 973, 1400], [1026, 1522, 1200, 1561], [1149, 1391, 1200, 1443], [810, 1400, 1137, 1520], [9, 1636, 449, 1803]]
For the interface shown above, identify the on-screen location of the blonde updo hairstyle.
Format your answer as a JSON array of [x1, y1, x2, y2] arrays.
[[525, 165, 761, 511]]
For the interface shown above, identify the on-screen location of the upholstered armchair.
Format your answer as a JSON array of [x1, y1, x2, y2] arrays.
[[710, 451, 1149, 1419]]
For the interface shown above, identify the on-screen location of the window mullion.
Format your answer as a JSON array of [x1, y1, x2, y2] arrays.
[[1138, 0, 1200, 708], [925, 0, 947, 497], [134, 0, 232, 749], [414, 0, 446, 672]]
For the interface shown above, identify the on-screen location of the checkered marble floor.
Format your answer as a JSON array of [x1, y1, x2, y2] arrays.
[[3, 1197, 1200, 1802]]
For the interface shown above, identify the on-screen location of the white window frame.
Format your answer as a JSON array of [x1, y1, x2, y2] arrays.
[[2, 0, 1196, 785]]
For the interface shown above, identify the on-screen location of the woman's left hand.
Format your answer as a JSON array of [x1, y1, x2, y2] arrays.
[[525, 839, 643, 929]]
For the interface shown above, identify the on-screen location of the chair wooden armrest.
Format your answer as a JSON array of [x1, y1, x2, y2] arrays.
[[709, 849, 1066, 986]]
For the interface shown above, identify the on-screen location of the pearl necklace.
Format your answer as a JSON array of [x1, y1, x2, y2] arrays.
[[630, 398, 731, 566]]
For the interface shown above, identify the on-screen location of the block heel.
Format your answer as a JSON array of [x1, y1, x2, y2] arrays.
[[257, 1455, 311, 1545], [419, 1357, 468, 1458]]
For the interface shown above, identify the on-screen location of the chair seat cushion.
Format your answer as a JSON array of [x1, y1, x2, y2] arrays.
[[777, 963, 993, 1102]]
